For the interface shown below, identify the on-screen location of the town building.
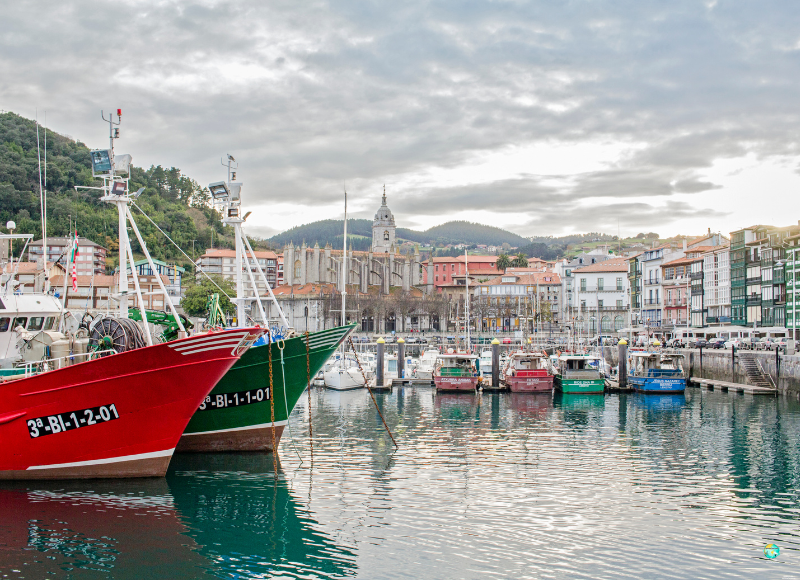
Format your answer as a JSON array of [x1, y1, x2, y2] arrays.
[[569, 257, 630, 335], [702, 245, 731, 326], [730, 224, 800, 328], [131, 259, 185, 306], [473, 272, 561, 333], [2, 262, 64, 294], [423, 255, 499, 291], [786, 232, 800, 339], [51, 273, 117, 311], [660, 256, 691, 330], [196, 247, 279, 291], [28, 237, 107, 276], [283, 194, 422, 294]]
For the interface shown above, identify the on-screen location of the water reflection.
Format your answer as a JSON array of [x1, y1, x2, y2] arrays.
[[0, 480, 201, 579], [1, 388, 799, 579]]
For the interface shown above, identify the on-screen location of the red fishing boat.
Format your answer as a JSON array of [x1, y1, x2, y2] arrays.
[[433, 353, 479, 392], [501, 351, 554, 392], [0, 327, 262, 480]]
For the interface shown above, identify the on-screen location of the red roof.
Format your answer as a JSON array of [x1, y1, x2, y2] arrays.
[[572, 257, 629, 273]]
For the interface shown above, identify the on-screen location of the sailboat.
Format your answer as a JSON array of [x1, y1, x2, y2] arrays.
[[0, 111, 264, 479], [177, 160, 356, 451], [323, 188, 366, 391]]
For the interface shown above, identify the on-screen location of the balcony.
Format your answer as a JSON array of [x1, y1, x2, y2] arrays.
[[689, 271, 703, 280], [643, 299, 661, 305], [746, 296, 761, 306], [746, 276, 761, 285], [643, 278, 661, 286]]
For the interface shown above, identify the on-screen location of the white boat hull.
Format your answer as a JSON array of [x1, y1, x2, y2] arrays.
[[324, 367, 366, 390]]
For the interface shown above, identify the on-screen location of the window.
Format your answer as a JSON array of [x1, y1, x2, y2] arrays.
[[28, 317, 44, 331], [617, 300, 623, 308], [384, 230, 389, 241], [616, 277, 623, 290], [598, 278, 604, 291], [580, 278, 586, 291], [598, 300, 604, 308], [12, 317, 27, 329], [0, 317, 9, 332], [451, 264, 455, 271], [581, 300, 586, 310], [294, 260, 301, 278], [436, 265, 439, 272]]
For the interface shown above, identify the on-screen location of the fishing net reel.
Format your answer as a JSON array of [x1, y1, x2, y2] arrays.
[[88, 316, 147, 354]]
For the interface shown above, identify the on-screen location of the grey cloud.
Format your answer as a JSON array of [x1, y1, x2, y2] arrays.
[[1, 0, 798, 235]]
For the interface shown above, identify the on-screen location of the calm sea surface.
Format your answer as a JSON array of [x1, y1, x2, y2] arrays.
[[2, 388, 800, 579]]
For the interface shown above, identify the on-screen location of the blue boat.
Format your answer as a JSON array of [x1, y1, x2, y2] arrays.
[[627, 351, 687, 394]]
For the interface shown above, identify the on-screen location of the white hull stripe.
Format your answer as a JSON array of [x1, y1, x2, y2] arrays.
[[177, 343, 244, 356], [27, 448, 174, 470], [171, 333, 249, 352], [182, 421, 288, 436]]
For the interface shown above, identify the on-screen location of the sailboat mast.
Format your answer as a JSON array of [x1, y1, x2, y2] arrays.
[[36, 112, 47, 292], [465, 248, 470, 351], [341, 188, 347, 327]]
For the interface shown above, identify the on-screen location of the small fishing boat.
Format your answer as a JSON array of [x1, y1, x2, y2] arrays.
[[433, 353, 479, 392], [478, 350, 493, 381], [628, 351, 687, 394], [415, 349, 440, 380], [502, 351, 553, 392], [553, 354, 605, 394]]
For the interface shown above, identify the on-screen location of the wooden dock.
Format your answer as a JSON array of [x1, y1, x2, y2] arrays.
[[688, 377, 777, 395], [387, 378, 434, 387], [605, 378, 634, 393]]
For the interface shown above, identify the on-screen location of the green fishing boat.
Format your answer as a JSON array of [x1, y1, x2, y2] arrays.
[[177, 324, 356, 452], [553, 354, 605, 394], [176, 160, 357, 452]]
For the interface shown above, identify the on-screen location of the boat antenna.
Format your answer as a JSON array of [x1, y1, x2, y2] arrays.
[[35, 109, 48, 292]]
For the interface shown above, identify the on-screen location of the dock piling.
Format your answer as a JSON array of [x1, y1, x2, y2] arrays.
[[618, 339, 627, 389], [397, 338, 405, 379], [491, 338, 500, 389], [377, 337, 385, 387]]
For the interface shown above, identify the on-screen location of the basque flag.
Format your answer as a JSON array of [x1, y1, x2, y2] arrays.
[[70, 231, 79, 292]]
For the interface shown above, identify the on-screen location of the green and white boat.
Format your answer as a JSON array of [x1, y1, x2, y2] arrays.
[[553, 354, 605, 394], [178, 324, 355, 452], [176, 159, 353, 452]]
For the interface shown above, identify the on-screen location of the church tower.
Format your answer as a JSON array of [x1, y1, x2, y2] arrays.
[[372, 186, 396, 254]]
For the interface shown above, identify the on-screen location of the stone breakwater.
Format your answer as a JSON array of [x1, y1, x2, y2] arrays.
[[599, 346, 800, 395]]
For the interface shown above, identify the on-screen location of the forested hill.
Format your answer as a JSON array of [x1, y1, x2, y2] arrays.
[[270, 219, 530, 248], [0, 112, 241, 271]]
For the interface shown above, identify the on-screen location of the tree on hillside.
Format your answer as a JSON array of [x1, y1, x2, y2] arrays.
[[512, 253, 528, 268], [496, 254, 511, 273], [182, 275, 235, 318]]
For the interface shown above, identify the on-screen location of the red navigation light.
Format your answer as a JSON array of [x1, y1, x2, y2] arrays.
[[117, 108, 122, 116]]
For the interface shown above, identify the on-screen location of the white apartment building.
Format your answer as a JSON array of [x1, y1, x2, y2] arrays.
[[703, 245, 731, 325], [570, 257, 630, 334]]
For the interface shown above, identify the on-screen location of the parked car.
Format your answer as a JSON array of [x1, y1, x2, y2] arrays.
[[708, 338, 726, 349], [738, 337, 758, 350], [405, 337, 417, 344], [689, 338, 708, 348], [417, 337, 428, 344], [774, 338, 789, 352], [502, 338, 512, 344], [724, 338, 744, 349], [755, 337, 777, 351], [666, 338, 684, 348]]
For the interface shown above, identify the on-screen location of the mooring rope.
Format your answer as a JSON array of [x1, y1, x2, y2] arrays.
[[348, 336, 398, 449], [278, 338, 303, 463], [305, 331, 313, 454]]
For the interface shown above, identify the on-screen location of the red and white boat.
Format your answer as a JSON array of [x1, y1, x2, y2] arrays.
[[433, 353, 479, 392], [501, 351, 554, 392], [0, 327, 262, 479]]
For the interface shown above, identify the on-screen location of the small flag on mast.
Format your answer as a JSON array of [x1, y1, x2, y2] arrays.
[[70, 231, 79, 292]]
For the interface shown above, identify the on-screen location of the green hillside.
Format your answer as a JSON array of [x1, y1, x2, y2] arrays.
[[0, 112, 242, 271], [270, 218, 530, 249]]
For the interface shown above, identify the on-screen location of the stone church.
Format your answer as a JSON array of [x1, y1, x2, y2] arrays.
[[282, 192, 423, 294]]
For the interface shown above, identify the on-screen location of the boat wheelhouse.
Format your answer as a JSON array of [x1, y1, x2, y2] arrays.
[[553, 354, 605, 394], [416, 349, 440, 380], [433, 353, 479, 392], [502, 351, 554, 392], [628, 351, 687, 394]]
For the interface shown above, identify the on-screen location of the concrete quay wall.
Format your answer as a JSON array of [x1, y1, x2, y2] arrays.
[[600, 346, 800, 394]]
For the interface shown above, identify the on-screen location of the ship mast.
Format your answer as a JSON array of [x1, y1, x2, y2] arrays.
[[77, 109, 185, 346], [341, 187, 347, 327]]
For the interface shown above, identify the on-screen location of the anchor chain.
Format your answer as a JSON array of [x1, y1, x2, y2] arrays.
[[348, 336, 398, 449], [268, 334, 278, 476]]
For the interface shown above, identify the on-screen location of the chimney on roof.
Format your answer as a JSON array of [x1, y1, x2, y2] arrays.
[[683, 238, 687, 250]]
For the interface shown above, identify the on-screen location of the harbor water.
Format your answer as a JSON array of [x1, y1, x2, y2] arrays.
[[2, 387, 799, 579]]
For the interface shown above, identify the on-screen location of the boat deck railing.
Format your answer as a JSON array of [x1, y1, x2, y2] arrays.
[[19, 349, 117, 377], [647, 369, 682, 377], [562, 370, 601, 379]]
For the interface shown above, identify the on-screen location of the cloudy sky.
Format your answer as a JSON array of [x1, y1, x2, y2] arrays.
[[3, 0, 800, 239]]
